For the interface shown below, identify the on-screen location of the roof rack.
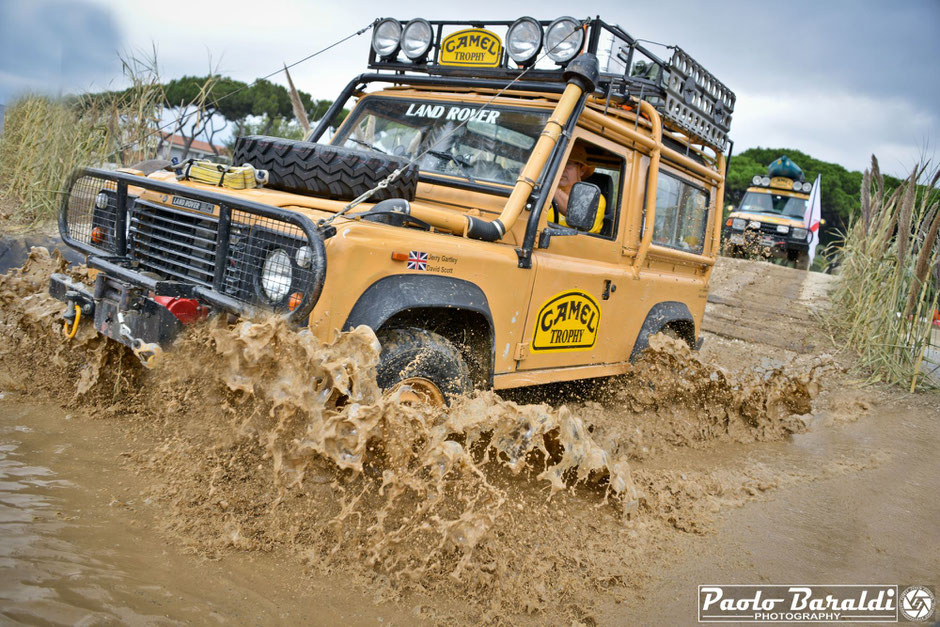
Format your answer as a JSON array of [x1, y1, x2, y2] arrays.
[[366, 17, 735, 150]]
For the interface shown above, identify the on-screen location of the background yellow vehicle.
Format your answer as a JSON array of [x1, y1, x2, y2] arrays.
[[50, 16, 735, 403], [723, 155, 819, 270]]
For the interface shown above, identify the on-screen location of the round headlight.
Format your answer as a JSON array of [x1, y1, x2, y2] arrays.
[[792, 180, 802, 191], [760, 176, 771, 186], [261, 249, 293, 302], [545, 16, 584, 63], [506, 17, 542, 65], [802, 182, 812, 193], [95, 191, 110, 209], [751, 175, 762, 186], [295, 245, 313, 269], [401, 18, 432, 61], [371, 18, 402, 58]]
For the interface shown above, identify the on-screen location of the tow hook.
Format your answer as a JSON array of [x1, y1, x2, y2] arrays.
[[116, 311, 163, 368], [62, 292, 94, 340]]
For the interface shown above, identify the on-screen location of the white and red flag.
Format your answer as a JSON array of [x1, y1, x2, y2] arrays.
[[804, 174, 822, 264]]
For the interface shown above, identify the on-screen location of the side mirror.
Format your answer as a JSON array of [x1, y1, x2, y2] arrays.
[[565, 182, 601, 231]]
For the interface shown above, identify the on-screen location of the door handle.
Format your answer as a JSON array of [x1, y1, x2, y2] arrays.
[[602, 280, 616, 300]]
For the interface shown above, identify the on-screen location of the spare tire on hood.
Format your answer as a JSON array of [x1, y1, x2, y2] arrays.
[[232, 135, 419, 202]]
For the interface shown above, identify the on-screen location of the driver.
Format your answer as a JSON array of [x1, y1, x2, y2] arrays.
[[551, 142, 605, 234]]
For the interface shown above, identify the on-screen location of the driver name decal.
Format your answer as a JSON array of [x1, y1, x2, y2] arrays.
[[532, 291, 601, 352], [439, 28, 502, 68]]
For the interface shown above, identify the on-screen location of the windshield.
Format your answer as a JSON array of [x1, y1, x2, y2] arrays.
[[739, 191, 807, 218], [334, 97, 551, 186]]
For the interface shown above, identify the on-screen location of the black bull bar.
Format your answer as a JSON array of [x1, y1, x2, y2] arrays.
[[54, 167, 328, 341]]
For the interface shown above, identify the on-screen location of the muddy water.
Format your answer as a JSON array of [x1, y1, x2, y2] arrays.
[[0, 248, 937, 624], [0, 402, 418, 625]]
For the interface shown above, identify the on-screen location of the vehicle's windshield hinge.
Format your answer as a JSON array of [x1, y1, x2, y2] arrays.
[[513, 342, 529, 361]]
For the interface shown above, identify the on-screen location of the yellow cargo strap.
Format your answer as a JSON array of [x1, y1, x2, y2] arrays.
[[179, 160, 269, 190]]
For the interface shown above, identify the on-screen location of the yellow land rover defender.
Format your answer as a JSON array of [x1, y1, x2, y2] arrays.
[[723, 155, 814, 270], [50, 16, 735, 403]]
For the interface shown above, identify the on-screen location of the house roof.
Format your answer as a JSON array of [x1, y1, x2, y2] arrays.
[[160, 133, 221, 154]]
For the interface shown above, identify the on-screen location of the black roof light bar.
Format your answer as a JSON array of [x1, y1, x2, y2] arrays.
[[364, 17, 736, 150]]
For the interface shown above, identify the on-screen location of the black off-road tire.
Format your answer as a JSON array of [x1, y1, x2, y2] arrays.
[[232, 135, 419, 202], [794, 251, 811, 271], [376, 327, 473, 404]]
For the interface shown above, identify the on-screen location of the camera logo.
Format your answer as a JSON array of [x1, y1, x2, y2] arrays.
[[900, 586, 935, 622]]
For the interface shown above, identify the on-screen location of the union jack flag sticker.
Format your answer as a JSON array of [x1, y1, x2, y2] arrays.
[[407, 251, 428, 271]]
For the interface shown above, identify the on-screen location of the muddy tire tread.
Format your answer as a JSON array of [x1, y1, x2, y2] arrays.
[[376, 327, 472, 402]]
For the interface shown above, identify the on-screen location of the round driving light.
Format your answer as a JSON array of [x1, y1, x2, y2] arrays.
[[261, 249, 293, 302], [506, 17, 542, 65], [751, 175, 762, 186], [401, 18, 432, 60], [545, 16, 584, 63], [802, 182, 812, 192], [95, 192, 110, 209], [760, 176, 771, 186], [371, 18, 402, 58], [792, 180, 802, 191], [295, 245, 313, 268]]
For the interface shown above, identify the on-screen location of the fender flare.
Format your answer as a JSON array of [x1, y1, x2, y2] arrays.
[[343, 274, 495, 376], [628, 301, 696, 361]]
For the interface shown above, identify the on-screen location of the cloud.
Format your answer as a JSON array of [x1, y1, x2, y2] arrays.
[[732, 89, 937, 175], [0, 0, 123, 103]]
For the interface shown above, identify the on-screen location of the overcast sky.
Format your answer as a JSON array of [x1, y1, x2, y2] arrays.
[[1, 0, 937, 176]]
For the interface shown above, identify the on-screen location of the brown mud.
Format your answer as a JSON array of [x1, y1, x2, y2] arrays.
[[1, 249, 937, 624]]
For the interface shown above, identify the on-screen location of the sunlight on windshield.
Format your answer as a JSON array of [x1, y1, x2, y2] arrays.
[[335, 97, 550, 186]]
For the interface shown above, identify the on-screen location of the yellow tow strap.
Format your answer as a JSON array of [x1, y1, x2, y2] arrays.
[[63, 304, 81, 339], [180, 160, 268, 190]]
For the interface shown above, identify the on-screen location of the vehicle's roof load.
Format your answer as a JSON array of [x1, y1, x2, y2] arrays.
[[767, 155, 804, 182], [365, 17, 735, 151]]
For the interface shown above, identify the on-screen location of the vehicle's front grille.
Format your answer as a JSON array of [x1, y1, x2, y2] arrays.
[[62, 168, 325, 320], [128, 200, 219, 286], [758, 222, 783, 235]]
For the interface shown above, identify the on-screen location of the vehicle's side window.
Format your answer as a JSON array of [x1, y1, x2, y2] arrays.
[[652, 172, 709, 253], [550, 139, 624, 239]]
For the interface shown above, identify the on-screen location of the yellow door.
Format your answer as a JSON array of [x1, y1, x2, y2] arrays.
[[516, 133, 637, 373]]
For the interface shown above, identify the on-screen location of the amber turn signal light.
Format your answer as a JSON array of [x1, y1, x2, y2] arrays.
[[90, 226, 106, 244], [391, 251, 409, 261], [288, 292, 303, 311]]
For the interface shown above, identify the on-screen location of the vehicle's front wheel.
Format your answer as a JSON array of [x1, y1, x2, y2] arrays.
[[793, 251, 811, 271], [376, 327, 472, 406]]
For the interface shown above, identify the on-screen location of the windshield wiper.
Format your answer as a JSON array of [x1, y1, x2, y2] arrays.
[[346, 138, 387, 154], [426, 150, 475, 183]]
